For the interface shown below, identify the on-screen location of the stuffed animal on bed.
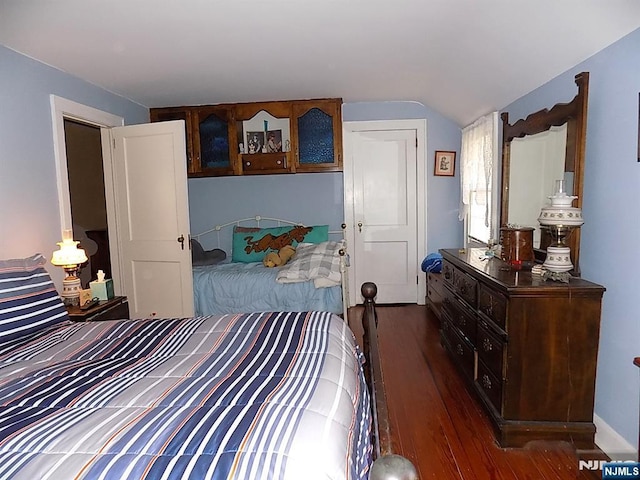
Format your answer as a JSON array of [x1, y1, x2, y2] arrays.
[[262, 244, 296, 268]]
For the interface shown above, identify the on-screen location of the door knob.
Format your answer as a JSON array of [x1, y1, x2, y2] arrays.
[[177, 234, 185, 250], [358, 222, 363, 232]]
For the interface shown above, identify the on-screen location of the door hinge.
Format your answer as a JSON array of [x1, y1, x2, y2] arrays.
[[417, 275, 419, 284], [416, 138, 418, 148], [112, 138, 116, 149]]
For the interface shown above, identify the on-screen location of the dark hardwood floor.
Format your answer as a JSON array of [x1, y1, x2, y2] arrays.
[[348, 304, 606, 480]]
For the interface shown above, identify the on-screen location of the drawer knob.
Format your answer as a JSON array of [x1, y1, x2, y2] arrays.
[[245, 161, 251, 166], [482, 374, 492, 389], [277, 160, 282, 165], [456, 344, 464, 356], [483, 338, 493, 352]]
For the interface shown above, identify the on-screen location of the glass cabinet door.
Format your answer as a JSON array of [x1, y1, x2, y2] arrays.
[[293, 99, 342, 172], [194, 106, 236, 176]]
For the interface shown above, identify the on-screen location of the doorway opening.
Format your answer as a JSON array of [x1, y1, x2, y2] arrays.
[[64, 118, 111, 288], [50, 95, 124, 292]]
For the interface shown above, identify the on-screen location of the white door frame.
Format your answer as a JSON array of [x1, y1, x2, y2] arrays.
[[50, 95, 125, 293], [343, 119, 427, 306]]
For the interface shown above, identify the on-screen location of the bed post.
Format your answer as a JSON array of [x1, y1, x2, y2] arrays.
[[360, 282, 418, 480]]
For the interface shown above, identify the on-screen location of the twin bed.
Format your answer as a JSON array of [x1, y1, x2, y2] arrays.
[[191, 216, 348, 318], [0, 254, 414, 479]]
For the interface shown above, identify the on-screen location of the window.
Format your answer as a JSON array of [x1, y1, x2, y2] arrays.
[[459, 112, 499, 245]]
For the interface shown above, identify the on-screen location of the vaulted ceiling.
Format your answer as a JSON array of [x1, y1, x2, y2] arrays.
[[2, 0, 640, 126]]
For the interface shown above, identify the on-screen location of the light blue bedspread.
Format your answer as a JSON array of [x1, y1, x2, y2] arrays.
[[193, 262, 343, 315]]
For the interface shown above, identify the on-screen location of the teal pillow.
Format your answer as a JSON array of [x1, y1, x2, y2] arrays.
[[232, 225, 329, 263]]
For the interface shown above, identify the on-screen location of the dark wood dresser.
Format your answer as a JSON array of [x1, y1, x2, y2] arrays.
[[439, 248, 605, 448], [426, 271, 445, 320]]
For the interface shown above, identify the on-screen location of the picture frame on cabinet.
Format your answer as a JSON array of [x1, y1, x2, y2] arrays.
[[242, 114, 291, 154], [434, 150, 456, 176], [266, 130, 283, 152], [246, 132, 265, 154]]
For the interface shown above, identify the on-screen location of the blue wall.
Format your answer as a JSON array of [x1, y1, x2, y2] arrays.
[[188, 172, 345, 253], [0, 45, 148, 283], [503, 28, 640, 449], [343, 101, 463, 254]]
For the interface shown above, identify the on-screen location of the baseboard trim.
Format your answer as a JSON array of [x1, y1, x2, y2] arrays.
[[594, 414, 637, 461]]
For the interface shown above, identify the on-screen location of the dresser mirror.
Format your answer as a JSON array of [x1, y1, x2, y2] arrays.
[[500, 71, 589, 273]]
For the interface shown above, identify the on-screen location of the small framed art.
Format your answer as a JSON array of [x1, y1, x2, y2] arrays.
[[434, 150, 456, 176]]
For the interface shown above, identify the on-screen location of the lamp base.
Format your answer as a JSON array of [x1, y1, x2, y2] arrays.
[[543, 246, 573, 273], [61, 275, 82, 306]]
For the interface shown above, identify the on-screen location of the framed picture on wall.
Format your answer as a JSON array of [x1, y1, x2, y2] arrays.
[[434, 150, 456, 176]]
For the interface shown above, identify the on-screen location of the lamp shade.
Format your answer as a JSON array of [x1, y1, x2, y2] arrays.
[[51, 239, 88, 267]]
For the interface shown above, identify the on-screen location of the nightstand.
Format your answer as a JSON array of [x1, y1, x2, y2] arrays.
[[66, 296, 129, 322]]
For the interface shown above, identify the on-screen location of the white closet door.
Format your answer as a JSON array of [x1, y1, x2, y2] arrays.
[[344, 120, 426, 305]]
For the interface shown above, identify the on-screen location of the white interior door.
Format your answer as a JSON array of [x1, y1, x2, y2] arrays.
[[344, 120, 426, 305], [110, 120, 194, 318]]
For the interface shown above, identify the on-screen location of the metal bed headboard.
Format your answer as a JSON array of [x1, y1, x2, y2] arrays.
[[193, 215, 345, 249]]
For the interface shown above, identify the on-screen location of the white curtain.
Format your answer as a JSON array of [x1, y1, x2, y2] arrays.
[[459, 112, 498, 231]]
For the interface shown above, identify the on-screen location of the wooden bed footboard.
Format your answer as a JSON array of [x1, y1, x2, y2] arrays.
[[360, 282, 418, 480]]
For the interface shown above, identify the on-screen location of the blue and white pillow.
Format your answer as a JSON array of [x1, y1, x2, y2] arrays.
[[0, 254, 69, 344], [421, 252, 443, 273]]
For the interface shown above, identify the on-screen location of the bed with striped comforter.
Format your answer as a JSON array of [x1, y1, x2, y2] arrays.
[[0, 311, 372, 480]]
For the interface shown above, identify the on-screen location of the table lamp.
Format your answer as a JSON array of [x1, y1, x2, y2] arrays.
[[51, 230, 88, 306], [537, 180, 584, 273]]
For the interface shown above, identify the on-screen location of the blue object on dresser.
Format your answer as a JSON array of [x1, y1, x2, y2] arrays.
[[421, 253, 443, 273]]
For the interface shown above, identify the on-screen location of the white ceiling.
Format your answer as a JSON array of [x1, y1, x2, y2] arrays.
[[2, 0, 640, 126]]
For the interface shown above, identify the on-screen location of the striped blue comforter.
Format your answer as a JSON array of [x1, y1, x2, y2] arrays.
[[0, 311, 372, 479]]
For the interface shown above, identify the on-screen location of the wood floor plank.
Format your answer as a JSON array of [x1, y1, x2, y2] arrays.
[[348, 304, 607, 480]]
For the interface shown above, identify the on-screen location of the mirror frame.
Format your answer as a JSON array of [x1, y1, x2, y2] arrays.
[[500, 72, 589, 274]]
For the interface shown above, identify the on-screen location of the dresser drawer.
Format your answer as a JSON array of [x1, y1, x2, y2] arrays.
[[478, 284, 507, 330], [477, 319, 505, 380], [453, 268, 478, 308], [443, 289, 477, 345], [427, 271, 444, 317], [442, 260, 454, 287], [428, 271, 444, 297], [441, 316, 475, 380], [477, 359, 503, 414]]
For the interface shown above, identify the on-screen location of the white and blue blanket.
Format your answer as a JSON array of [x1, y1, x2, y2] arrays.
[[0, 311, 372, 479]]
